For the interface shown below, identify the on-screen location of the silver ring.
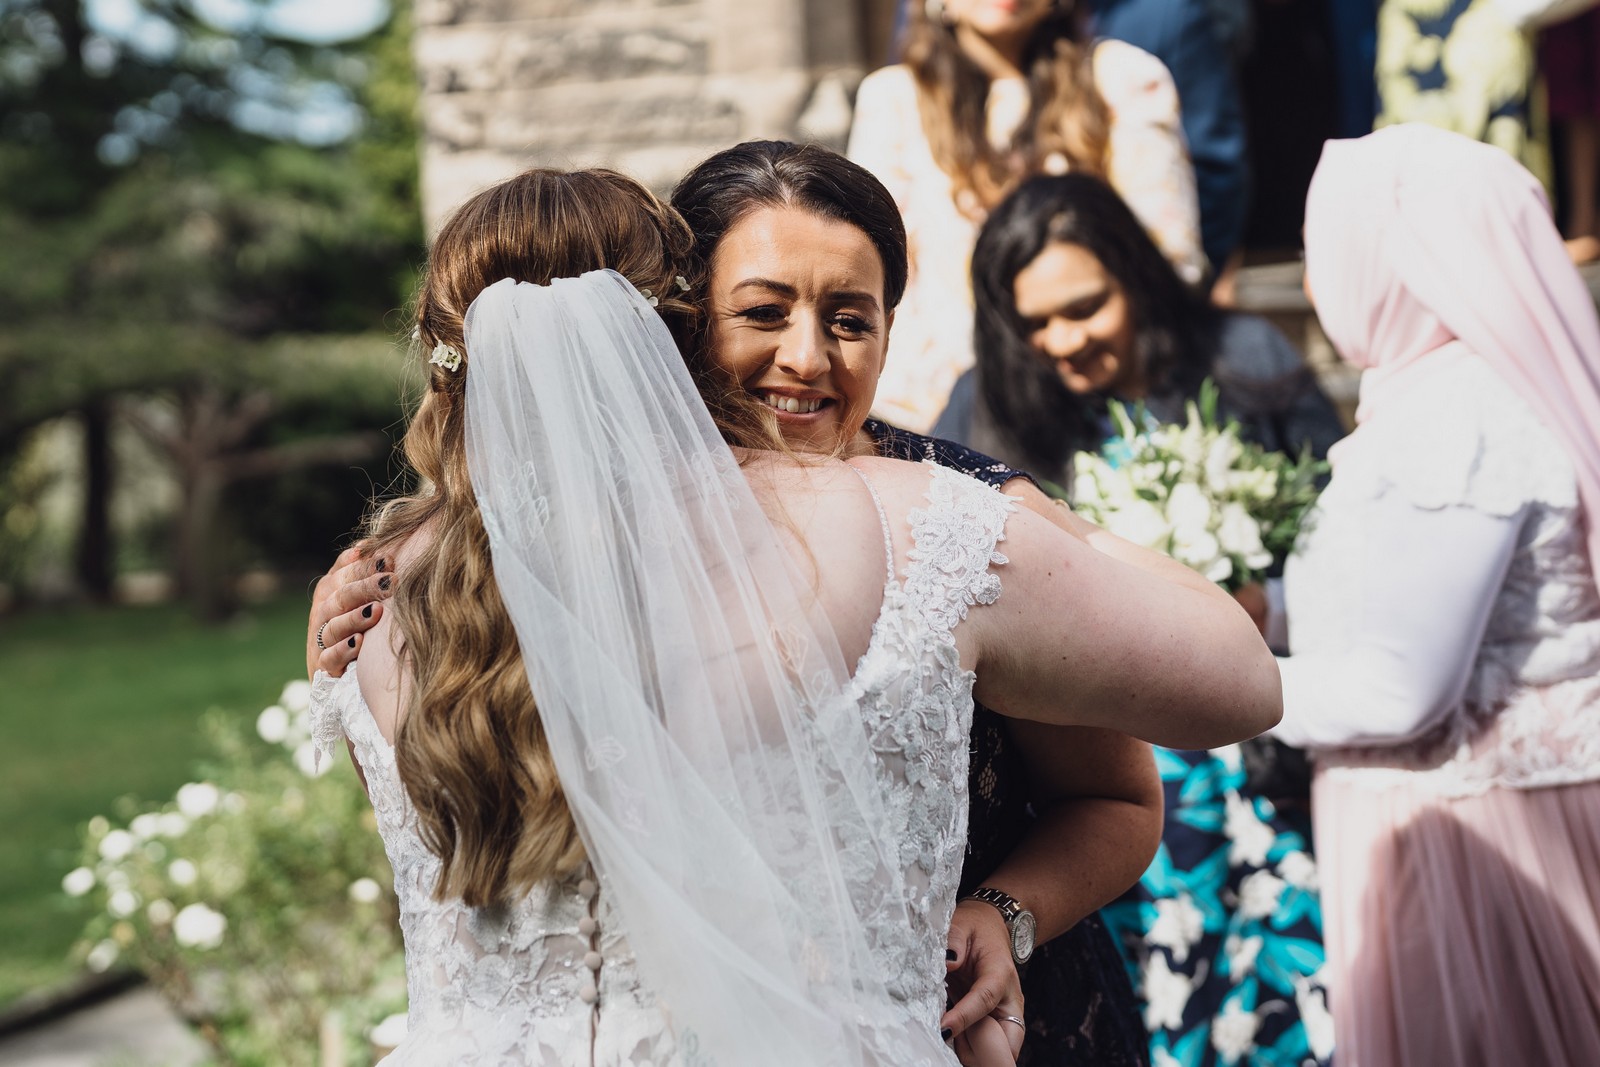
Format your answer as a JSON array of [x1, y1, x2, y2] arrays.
[[998, 1015, 1025, 1030], [316, 621, 329, 651]]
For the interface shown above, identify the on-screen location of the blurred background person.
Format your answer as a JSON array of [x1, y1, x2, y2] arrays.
[[1274, 123, 1600, 1066], [938, 171, 1343, 1067], [849, 0, 1204, 433], [1088, 0, 1251, 299], [1541, 4, 1600, 262]]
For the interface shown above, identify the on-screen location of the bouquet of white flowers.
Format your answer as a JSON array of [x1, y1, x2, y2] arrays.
[[1069, 382, 1327, 591]]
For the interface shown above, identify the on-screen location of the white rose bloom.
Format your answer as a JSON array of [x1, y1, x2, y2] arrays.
[[1110, 498, 1173, 551], [370, 1013, 409, 1048], [348, 878, 382, 904], [1278, 850, 1320, 890], [280, 678, 313, 713], [1166, 480, 1214, 530], [173, 903, 227, 949], [294, 740, 331, 778], [1224, 791, 1276, 868], [256, 705, 290, 744], [168, 859, 198, 887], [1224, 933, 1263, 979], [176, 782, 220, 819], [147, 898, 176, 925], [62, 867, 96, 897], [98, 829, 135, 862], [157, 812, 190, 838], [1204, 433, 1243, 489], [1237, 869, 1287, 920], [1145, 895, 1206, 964], [85, 939, 120, 973], [129, 813, 162, 841], [1141, 953, 1193, 1032], [1202, 555, 1235, 585], [107, 889, 139, 918], [1210, 999, 1261, 1064], [1216, 503, 1267, 560], [1172, 527, 1222, 571]]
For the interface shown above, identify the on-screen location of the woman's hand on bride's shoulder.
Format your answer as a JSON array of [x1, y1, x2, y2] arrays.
[[942, 900, 1024, 1064], [306, 543, 392, 679]]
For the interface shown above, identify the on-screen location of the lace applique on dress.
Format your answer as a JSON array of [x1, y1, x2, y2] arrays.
[[1307, 355, 1600, 797], [306, 463, 1016, 1063]]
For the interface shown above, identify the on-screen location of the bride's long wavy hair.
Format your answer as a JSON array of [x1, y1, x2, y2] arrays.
[[903, 0, 1109, 210], [365, 168, 729, 907]]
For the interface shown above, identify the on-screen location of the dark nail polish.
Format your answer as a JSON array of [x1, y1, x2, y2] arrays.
[[379, 576, 391, 591], [348, 636, 357, 648], [941, 1028, 952, 1041], [362, 604, 373, 618], [375, 558, 386, 573], [946, 949, 956, 961]]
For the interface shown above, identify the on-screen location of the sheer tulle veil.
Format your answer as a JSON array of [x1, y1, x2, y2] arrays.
[[461, 271, 952, 1065]]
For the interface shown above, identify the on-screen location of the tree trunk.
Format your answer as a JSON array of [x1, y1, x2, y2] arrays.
[[175, 461, 232, 622], [75, 400, 115, 602]]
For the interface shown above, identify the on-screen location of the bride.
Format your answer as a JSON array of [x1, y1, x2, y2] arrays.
[[308, 166, 1280, 1065]]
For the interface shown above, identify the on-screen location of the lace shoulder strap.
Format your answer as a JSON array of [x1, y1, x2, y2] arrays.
[[903, 464, 1016, 637], [309, 669, 364, 772]]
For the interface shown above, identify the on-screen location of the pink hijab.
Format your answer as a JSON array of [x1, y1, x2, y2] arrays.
[[1304, 123, 1600, 571]]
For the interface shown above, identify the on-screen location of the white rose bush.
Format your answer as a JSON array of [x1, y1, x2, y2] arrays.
[[1069, 382, 1328, 591], [63, 680, 404, 1066]]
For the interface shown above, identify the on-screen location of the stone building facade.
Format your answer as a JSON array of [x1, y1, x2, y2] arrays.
[[412, 0, 901, 230]]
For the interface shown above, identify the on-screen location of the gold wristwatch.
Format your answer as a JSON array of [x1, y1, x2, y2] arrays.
[[961, 887, 1037, 965]]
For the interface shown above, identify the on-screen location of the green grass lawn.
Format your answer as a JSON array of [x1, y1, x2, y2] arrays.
[[0, 594, 311, 1010]]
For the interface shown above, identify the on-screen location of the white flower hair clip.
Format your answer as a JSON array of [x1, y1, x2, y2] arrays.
[[675, 275, 690, 292], [638, 288, 660, 308], [430, 342, 462, 372]]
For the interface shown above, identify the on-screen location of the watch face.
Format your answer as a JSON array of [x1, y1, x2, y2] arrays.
[[1012, 910, 1038, 963]]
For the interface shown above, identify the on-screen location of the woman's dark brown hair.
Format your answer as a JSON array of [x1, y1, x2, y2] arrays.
[[903, 1, 1110, 209]]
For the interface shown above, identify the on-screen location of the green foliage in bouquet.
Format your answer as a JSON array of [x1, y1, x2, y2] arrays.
[[61, 681, 405, 1066], [1069, 381, 1328, 590]]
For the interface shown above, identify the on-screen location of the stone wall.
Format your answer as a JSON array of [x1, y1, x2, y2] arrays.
[[413, 0, 900, 231]]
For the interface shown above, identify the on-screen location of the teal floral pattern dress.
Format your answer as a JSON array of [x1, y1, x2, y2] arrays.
[[1100, 745, 1333, 1067]]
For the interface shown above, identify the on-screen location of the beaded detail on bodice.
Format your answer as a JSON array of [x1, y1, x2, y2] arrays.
[[309, 463, 1015, 1063]]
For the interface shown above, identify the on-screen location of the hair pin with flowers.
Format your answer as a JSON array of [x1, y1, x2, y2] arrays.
[[430, 342, 462, 372], [638, 276, 692, 308]]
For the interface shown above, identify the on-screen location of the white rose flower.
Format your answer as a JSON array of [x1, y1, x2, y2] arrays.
[[85, 939, 120, 973], [1224, 791, 1276, 868], [157, 812, 190, 838], [294, 741, 331, 778], [129, 813, 162, 841], [147, 898, 176, 925], [370, 1013, 409, 1048], [1204, 433, 1243, 489], [280, 679, 313, 713], [168, 859, 198, 887], [1210, 999, 1261, 1064], [1109, 498, 1173, 551], [62, 867, 96, 897], [1172, 527, 1222, 571], [1216, 503, 1266, 559], [176, 782, 220, 819], [1237, 869, 1286, 920], [173, 903, 227, 949], [1202, 554, 1235, 585], [1145, 895, 1206, 964], [256, 705, 290, 744], [348, 878, 382, 904], [98, 829, 135, 862], [108, 889, 139, 918], [1141, 953, 1193, 1032]]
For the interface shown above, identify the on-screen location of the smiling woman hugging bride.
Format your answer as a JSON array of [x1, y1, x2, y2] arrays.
[[305, 163, 1279, 1066]]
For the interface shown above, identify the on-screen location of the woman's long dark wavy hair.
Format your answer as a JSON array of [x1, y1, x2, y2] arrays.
[[972, 173, 1218, 474]]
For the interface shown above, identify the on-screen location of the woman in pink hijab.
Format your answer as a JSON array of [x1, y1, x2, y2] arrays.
[[1271, 124, 1600, 1065]]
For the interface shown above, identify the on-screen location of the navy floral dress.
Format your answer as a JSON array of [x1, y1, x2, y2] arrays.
[[870, 419, 1150, 1067]]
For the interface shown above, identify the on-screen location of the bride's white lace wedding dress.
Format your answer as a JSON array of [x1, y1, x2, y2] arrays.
[[310, 464, 1013, 1065]]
